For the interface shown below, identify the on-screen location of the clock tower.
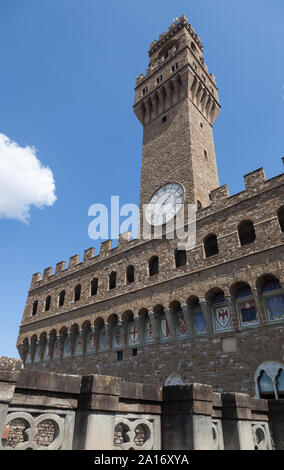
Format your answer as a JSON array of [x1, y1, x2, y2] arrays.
[[134, 15, 221, 223]]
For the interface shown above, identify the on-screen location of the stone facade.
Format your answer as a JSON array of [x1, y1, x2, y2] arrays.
[[16, 15, 284, 398]]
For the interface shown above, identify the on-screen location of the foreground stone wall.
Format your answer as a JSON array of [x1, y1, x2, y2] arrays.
[[0, 357, 22, 371], [0, 366, 283, 450]]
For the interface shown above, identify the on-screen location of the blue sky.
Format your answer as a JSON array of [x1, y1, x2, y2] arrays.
[[0, 0, 283, 357]]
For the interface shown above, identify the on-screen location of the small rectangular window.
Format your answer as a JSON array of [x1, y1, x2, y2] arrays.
[[132, 348, 138, 357], [142, 86, 148, 96], [117, 351, 123, 361], [156, 75, 163, 84], [172, 62, 178, 72]]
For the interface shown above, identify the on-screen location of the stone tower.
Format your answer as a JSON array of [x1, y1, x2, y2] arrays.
[[134, 15, 221, 216]]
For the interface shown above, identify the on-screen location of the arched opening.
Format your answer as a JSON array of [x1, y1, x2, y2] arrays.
[[74, 284, 81, 302], [204, 234, 219, 258], [277, 206, 284, 232], [255, 361, 284, 399], [59, 290, 65, 307], [45, 295, 51, 312], [91, 278, 98, 296], [258, 371, 275, 399], [192, 299, 207, 336], [238, 220, 256, 246], [165, 374, 184, 386], [109, 271, 116, 290], [149, 256, 159, 276], [126, 265, 134, 284], [174, 249, 187, 268], [258, 275, 284, 324], [32, 300, 38, 316]]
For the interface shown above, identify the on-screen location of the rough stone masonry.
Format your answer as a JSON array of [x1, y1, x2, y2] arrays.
[[16, 15, 284, 399]]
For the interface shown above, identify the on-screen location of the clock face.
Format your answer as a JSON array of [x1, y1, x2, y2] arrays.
[[145, 183, 184, 226]]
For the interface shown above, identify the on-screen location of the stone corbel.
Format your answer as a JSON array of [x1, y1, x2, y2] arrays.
[[181, 302, 193, 338], [105, 323, 114, 350], [165, 309, 176, 340], [144, 98, 152, 124], [80, 328, 90, 356], [205, 96, 214, 120], [59, 333, 67, 359], [199, 299, 214, 335], [93, 326, 101, 353], [47, 335, 55, 360], [210, 102, 220, 124], [179, 68, 195, 99], [224, 295, 239, 331], [251, 288, 267, 325], [190, 75, 199, 101], [121, 321, 129, 348], [171, 77, 180, 105], [149, 312, 161, 342], [136, 315, 146, 346]]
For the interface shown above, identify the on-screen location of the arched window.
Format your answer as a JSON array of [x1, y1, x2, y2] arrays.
[[59, 290, 65, 307], [45, 295, 51, 312], [149, 256, 159, 276], [255, 361, 284, 399], [238, 220, 256, 246], [126, 265, 134, 284], [261, 276, 284, 324], [91, 278, 98, 296], [235, 283, 259, 328], [204, 234, 219, 258], [32, 300, 38, 316], [109, 271, 116, 290], [261, 278, 281, 292], [188, 298, 207, 336], [174, 249, 187, 268], [74, 284, 81, 302], [277, 207, 284, 232]]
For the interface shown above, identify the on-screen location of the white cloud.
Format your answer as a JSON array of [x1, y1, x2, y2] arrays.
[[0, 133, 56, 223]]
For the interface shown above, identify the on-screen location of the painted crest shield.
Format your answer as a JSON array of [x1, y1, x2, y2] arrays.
[[177, 315, 187, 336], [129, 324, 139, 344], [216, 308, 230, 328]]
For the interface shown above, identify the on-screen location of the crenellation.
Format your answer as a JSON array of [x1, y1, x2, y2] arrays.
[[210, 185, 230, 204], [83, 247, 95, 261], [118, 231, 131, 248], [55, 261, 66, 275], [244, 168, 266, 191], [43, 267, 53, 280], [31, 272, 42, 286], [69, 254, 80, 269], [100, 239, 112, 255]]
